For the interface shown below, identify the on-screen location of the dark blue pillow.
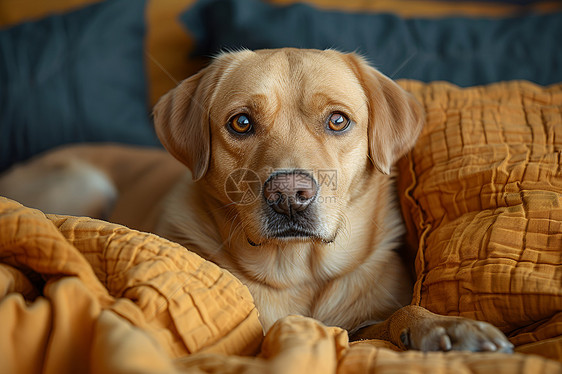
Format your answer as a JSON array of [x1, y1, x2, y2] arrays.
[[0, 0, 160, 172], [181, 0, 562, 87]]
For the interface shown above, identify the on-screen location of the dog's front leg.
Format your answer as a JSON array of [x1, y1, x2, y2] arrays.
[[352, 305, 514, 353]]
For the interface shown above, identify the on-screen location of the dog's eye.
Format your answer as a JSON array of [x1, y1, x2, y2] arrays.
[[228, 114, 253, 134], [327, 112, 351, 132]]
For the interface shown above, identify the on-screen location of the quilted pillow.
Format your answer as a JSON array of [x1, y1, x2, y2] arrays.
[[0, 0, 160, 173], [397, 80, 562, 356]]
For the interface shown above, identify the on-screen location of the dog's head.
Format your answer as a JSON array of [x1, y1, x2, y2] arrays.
[[153, 49, 423, 247]]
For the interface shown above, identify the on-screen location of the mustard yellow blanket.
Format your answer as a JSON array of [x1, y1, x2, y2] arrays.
[[1, 197, 560, 373]]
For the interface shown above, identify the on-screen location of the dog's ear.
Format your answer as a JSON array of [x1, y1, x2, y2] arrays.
[[347, 54, 424, 174], [153, 68, 213, 181], [152, 52, 242, 181]]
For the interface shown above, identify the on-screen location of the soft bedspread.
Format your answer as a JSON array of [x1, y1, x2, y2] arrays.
[[1, 197, 561, 373], [398, 80, 562, 363]]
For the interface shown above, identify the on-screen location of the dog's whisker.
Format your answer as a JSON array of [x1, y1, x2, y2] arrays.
[[227, 217, 245, 248], [337, 215, 352, 244], [227, 214, 240, 246], [209, 201, 239, 214]]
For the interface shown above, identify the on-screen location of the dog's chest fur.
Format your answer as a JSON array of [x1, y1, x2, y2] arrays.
[[156, 174, 412, 332]]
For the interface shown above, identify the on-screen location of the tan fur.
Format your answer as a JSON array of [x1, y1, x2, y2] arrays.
[[153, 49, 421, 331], [0, 49, 513, 352]]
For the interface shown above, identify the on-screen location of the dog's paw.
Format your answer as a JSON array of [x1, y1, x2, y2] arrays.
[[400, 316, 514, 353]]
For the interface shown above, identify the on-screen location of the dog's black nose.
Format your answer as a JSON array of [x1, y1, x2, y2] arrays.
[[263, 171, 318, 216]]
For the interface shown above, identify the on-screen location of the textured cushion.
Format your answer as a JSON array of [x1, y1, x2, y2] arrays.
[[181, 0, 562, 87], [397, 81, 562, 356], [0, 0, 160, 173]]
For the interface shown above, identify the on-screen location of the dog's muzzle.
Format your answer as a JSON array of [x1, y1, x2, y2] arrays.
[[255, 170, 324, 242], [263, 170, 318, 217]]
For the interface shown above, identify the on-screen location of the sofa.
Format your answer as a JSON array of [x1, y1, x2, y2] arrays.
[[1, 0, 561, 372]]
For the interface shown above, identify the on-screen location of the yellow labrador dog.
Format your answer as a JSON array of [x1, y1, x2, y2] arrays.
[[0, 49, 513, 352]]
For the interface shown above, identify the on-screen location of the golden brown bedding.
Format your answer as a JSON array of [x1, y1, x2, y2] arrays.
[[1, 196, 561, 373], [398, 80, 562, 362]]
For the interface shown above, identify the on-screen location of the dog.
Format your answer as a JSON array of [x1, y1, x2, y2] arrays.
[[0, 48, 513, 352]]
